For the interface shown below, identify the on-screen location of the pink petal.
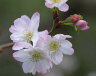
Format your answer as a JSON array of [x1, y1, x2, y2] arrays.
[[35, 30, 49, 48], [81, 25, 90, 30]]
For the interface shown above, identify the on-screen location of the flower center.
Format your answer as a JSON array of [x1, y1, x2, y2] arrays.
[[29, 51, 42, 61], [24, 32, 33, 42], [51, 0, 61, 3], [49, 41, 60, 52]]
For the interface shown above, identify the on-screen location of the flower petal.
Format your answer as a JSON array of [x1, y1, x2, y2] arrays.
[[80, 25, 90, 30], [10, 32, 24, 42], [9, 24, 25, 33], [62, 0, 68, 3], [54, 34, 72, 41], [61, 40, 72, 48], [31, 32, 39, 47], [12, 42, 32, 50], [9, 25, 17, 33], [51, 51, 63, 65], [60, 47, 74, 55], [37, 59, 52, 74], [36, 60, 47, 74], [45, 0, 53, 4], [21, 15, 30, 25], [36, 30, 49, 48], [22, 61, 36, 74], [30, 12, 40, 31], [13, 50, 31, 62], [45, 2, 54, 8], [14, 17, 28, 28], [58, 3, 69, 12]]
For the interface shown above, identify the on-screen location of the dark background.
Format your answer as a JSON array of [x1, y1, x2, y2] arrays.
[[0, 0, 96, 76]]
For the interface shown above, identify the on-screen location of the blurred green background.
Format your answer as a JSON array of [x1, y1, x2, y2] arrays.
[[0, 0, 96, 76]]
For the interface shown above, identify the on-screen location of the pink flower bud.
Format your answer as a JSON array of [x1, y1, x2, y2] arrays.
[[72, 15, 80, 22], [76, 20, 90, 30]]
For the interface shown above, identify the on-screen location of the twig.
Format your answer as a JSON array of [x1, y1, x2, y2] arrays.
[[49, 8, 60, 34], [0, 42, 14, 52], [48, 19, 56, 34]]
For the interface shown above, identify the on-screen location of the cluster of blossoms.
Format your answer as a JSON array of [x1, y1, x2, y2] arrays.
[[9, 0, 90, 75], [63, 14, 90, 30], [45, 0, 90, 31], [9, 12, 74, 75], [71, 14, 90, 30]]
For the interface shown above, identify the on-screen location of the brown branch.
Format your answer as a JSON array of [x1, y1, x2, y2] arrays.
[[0, 42, 14, 52], [49, 8, 60, 34]]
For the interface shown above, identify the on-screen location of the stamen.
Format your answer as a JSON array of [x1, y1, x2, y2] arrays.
[[24, 32, 33, 42], [51, 0, 61, 3], [29, 51, 42, 61], [49, 41, 60, 52]]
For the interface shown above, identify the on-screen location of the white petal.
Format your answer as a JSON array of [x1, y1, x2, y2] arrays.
[[14, 18, 27, 28], [9, 25, 17, 33], [10, 15, 30, 34], [9, 24, 25, 33], [21, 15, 30, 25], [51, 51, 63, 65], [59, 0, 68, 4], [42, 59, 52, 69], [14, 15, 30, 28], [22, 61, 36, 74], [36, 60, 47, 74], [45, 2, 54, 8], [12, 42, 32, 50], [10, 32, 24, 42], [31, 32, 39, 47], [60, 47, 74, 55], [58, 3, 69, 12], [62, 0, 68, 3], [54, 34, 72, 40], [45, 0, 53, 4], [30, 12, 40, 31], [13, 50, 30, 62], [39, 30, 48, 36], [61, 40, 72, 48], [64, 35, 72, 38]]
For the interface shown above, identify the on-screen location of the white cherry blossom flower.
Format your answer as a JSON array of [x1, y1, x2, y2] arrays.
[[42, 34, 74, 65], [45, 0, 69, 12], [13, 45, 52, 75], [9, 12, 40, 47]]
